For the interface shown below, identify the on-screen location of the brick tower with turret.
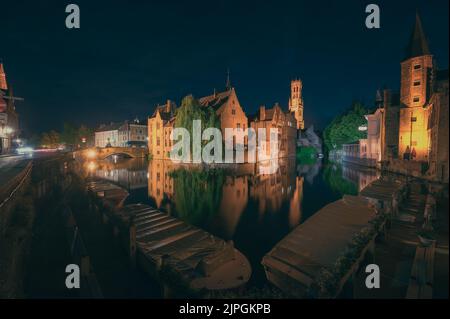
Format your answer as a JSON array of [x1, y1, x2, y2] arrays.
[[288, 79, 304, 130]]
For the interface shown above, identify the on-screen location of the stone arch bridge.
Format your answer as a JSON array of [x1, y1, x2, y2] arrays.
[[74, 147, 148, 160]]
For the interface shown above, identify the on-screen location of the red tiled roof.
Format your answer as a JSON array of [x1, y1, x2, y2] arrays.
[[199, 89, 232, 110]]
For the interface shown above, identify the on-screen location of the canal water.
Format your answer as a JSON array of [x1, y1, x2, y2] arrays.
[[85, 157, 380, 289]]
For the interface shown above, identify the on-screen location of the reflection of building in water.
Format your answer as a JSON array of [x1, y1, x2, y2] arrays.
[[297, 161, 321, 184], [94, 159, 147, 190], [209, 175, 249, 240], [147, 159, 175, 208], [288, 176, 304, 228], [341, 165, 380, 192], [250, 159, 302, 227], [146, 158, 304, 239]]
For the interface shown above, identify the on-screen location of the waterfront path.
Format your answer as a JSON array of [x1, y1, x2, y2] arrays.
[[355, 181, 448, 298], [0, 155, 30, 194]]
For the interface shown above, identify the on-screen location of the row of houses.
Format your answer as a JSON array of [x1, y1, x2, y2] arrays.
[[342, 13, 449, 183], [94, 119, 147, 148], [148, 80, 304, 161]]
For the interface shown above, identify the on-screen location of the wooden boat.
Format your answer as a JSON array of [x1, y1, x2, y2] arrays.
[[262, 195, 379, 298]]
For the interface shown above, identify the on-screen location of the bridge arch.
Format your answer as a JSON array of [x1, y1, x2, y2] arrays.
[[76, 147, 148, 160]]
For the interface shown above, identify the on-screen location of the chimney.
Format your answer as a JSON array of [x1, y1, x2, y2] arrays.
[[259, 105, 266, 121], [166, 99, 172, 113]]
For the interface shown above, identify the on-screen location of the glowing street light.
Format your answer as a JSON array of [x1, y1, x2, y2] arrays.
[[86, 149, 97, 159]]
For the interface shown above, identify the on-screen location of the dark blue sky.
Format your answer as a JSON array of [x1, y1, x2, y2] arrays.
[[0, 0, 448, 135]]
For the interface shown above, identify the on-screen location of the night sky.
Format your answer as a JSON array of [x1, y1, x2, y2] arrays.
[[0, 0, 448, 136]]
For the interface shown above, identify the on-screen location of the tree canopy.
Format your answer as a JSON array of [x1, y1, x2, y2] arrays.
[[323, 101, 368, 151], [174, 95, 220, 137], [41, 130, 60, 148], [39, 123, 93, 148]]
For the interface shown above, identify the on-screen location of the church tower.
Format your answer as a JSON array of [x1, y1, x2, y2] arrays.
[[288, 79, 304, 129], [0, 62, 7, 90], [398, 12, 434, 161]]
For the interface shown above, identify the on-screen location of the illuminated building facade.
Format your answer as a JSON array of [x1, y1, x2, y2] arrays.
[[288, 79, 304, 130], [0, 62, 19, 154], [397, 13, 448, 181], [148, 100, 177, 160], [95, 120, 147, 148], [359, 13, 449, 182], [250, 103, 297, 159]]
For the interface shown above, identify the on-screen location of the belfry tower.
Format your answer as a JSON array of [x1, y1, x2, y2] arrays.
[[0, 61, 7, 90], [288, 79, 304, 129]]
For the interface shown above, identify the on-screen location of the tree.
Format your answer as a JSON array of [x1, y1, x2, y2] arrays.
[[41, 130, 60, 148], [61, 122, 78, 146], [174, 94, 220, 142], [323, 101, 368, 152]]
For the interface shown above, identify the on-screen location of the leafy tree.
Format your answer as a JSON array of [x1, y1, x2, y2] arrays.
[[41, 130, 60, 148], [174, 94, 220, 146], [61, 122, 78, 146], [323, 101, 368, 152]]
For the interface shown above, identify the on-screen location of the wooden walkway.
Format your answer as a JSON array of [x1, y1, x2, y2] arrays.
[[406, 243, 435, 299]]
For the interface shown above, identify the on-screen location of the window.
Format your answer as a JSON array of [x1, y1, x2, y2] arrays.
[[413, 80, 421, 86], [413, 96, 420, 103], [237, 123, 240, 129], [232, 109, 236, 115], [414, 64, 421, 70]]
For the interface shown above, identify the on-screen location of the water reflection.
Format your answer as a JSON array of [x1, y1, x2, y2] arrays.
[[92, 158, 148, 190], [341, 164, 380, 192], [83, 156, 380, 286], [322, 162, 380, 195], [146, 159, 304, 239]]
